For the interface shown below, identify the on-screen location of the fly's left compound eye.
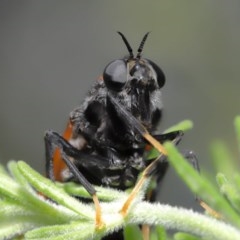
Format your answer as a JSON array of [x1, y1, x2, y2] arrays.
[[147, 59, 166, 88], [103, 59, 127, 91]]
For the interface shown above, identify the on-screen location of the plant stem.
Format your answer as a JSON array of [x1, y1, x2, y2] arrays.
[[128, 201, 240, 240]]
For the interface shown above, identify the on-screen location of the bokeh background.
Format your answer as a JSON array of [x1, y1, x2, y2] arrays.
[[1, 1, 240, 210]]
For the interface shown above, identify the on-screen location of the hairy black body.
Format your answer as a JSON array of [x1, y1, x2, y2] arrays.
[[68, 66, 164, 189], [45, 32, 171, 193]]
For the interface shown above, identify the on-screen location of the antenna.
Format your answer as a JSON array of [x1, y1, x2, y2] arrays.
[[117, 31, 134, 58], [136, 32, 150, 59]]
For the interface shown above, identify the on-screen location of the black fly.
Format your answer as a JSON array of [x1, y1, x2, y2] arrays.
[[44, 32, 198, 233]]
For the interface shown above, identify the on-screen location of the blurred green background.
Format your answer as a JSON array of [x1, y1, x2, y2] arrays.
[[0, 1, 240, 209]]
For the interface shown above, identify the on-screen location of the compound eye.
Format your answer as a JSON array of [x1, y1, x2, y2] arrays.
[[147, 59, 165, 88], [103, 59, 127, 91]]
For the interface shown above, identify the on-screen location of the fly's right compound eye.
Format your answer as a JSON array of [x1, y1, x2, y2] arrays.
[[147, 59, 166, 88], [103, 59, 127, 92]]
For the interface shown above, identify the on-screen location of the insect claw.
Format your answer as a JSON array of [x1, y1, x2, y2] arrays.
[[93, 194, 105, 229], [143, 133, 167, 156], [119, 176, 146, 217], [198, 199, 222, 219]]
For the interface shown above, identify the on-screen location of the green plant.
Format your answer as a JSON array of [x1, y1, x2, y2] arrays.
[[1, 118, 240, 239]]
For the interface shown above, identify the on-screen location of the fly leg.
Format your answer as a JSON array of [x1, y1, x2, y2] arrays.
[[181, 150, 221, 218], [119, 134, 182, 217], [107, 93, 204, 215], [45, 130, 106, 228]]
